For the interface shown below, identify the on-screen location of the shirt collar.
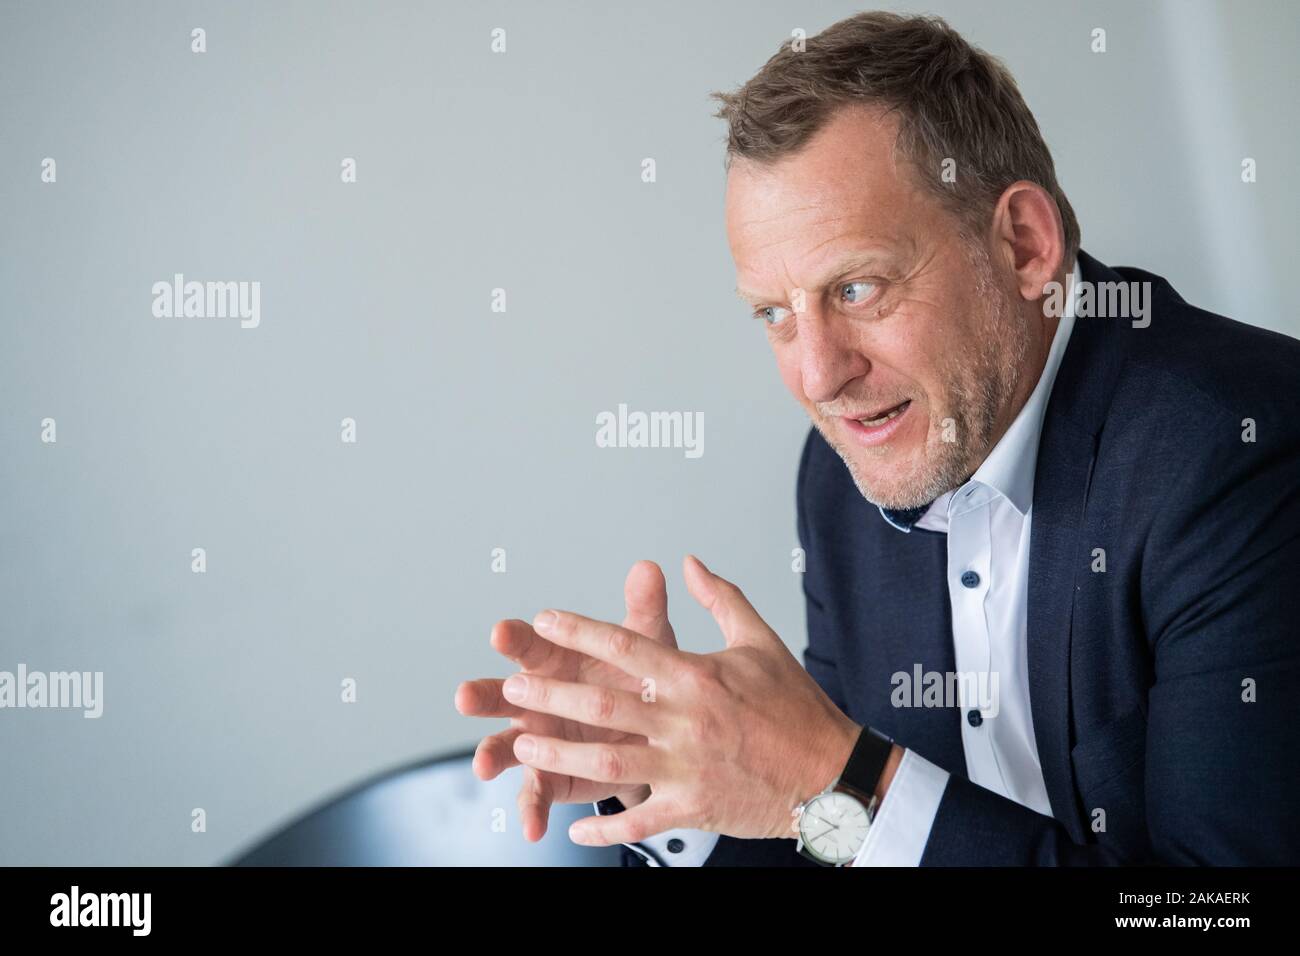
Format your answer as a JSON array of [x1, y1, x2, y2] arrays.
[[878, 258, 1081, 531]]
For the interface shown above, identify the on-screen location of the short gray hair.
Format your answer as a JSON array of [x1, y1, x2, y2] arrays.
[[711, 11, 1080, 267]]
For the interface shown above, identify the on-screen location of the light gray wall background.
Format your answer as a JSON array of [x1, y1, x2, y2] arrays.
[[1, 0, 1296, 865]]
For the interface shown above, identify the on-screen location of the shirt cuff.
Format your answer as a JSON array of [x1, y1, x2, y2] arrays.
[[591, 800, 720, 866], [851, 748, 949, 867], [637, 828, 719, 867]]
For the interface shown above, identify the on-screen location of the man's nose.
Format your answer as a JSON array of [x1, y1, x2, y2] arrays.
[[797, 310, 869, 404]]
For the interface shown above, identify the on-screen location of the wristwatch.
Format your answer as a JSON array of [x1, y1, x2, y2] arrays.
[[794, 725, 894, 866]]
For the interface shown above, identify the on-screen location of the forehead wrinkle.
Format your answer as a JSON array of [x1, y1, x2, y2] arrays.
[[733, 200, 829, 240], [730, 171, 913, 304]]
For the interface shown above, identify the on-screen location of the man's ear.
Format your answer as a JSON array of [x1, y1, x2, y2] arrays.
[[990, 180, 1065, 301]]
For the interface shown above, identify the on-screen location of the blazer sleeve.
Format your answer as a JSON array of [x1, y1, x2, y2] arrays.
[[920, 397, 1300, 865], [702, 432, 842, 866], [797, 430, 851, 716]]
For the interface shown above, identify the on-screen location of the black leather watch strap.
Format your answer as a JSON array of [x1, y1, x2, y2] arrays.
[[836, 725, 894, 805], [595, 795, 625, 816], [594, 795, 664, 866]]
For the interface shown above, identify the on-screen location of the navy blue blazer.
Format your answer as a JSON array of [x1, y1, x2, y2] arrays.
[[650, 249, 1300, 866]]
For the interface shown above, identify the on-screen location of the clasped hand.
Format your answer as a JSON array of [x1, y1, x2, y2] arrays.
[[455, 556, 860, 846]]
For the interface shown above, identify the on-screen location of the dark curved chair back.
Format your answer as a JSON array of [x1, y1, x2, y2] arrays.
[[228, 748, 623, 866]]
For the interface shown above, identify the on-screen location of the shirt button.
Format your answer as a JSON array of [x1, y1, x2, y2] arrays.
[[967, 709, 983, 727], [667, 838, 685, 854], [960, 570, 980, 588]]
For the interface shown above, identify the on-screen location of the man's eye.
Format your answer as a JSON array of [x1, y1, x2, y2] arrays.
[[841, 281, 877, 304], [754, 306, 793, 325]]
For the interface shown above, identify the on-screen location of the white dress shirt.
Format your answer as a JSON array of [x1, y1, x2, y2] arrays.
[[598, 261, 1081, 866]]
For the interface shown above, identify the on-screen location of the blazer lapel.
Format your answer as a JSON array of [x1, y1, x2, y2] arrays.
[[1027, 414, 1094, 840], [1027, 250, 1130, 841]]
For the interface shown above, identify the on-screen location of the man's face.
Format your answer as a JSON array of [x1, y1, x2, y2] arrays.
[[725, 104, 1034, 510]]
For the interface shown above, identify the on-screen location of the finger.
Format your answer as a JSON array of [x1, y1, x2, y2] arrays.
[[682, 554, 773, 649], [472, 725, 526, 780], [502, 673, 664, 737], [516, 765, 554, 843], [512, 733, 658, 787], [490, 618, 562, 672], [454, 678, 527, 719], [532, 609, 686, 681], [622, 560, 678, 648], [566, 797, 686, 847]]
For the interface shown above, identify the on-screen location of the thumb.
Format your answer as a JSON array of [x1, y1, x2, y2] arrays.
[[682, 554, 772, 649], [622, 559, 678, 649], [571, 795, 684, 849]]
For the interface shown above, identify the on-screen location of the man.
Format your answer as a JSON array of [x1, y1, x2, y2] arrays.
[[454, 11, 1300, 865]]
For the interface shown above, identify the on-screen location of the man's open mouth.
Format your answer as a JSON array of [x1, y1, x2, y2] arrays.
[[852, 399, 911, 427]]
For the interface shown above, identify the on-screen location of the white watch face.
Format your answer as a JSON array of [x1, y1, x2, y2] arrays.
[[798, 791, 871, 864]]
